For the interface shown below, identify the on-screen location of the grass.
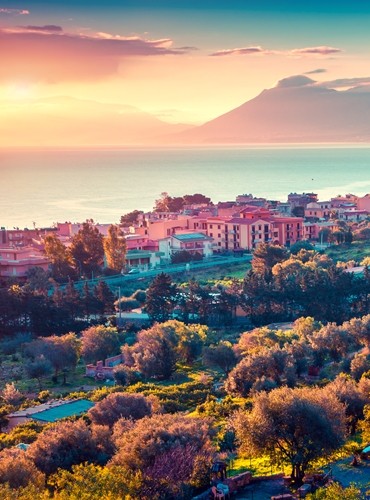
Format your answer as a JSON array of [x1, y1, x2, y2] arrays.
[[174, 261, 250, 286], [0, 359, 106, 395], [325, 240, 370, 264], [229, 455, 284, 477]]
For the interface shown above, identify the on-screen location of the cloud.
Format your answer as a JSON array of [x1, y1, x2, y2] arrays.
[[304, 68, 327, 75], [276, 75, 316, 88], [290, 46, 342, 56], [21, 25, 63, 32], [0, 8, 29, 15], [210, 46, 268, 56], [318, 77, 370, 88], [210, 45, 342, 57], [0, 26, 188, 83], [274, 74, 370, 91]]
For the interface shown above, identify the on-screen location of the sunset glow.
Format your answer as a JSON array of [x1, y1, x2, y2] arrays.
[[2, 1, 370, 146]]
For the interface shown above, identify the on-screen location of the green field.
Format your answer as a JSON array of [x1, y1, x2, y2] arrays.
[[325, 240, 370, 264]]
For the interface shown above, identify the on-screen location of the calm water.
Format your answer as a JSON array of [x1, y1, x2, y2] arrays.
[[1, 146, 370, 228]]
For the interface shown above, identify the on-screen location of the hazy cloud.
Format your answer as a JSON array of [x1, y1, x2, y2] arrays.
[[318, 77, 370, 88], [210, 45, 342, 57], [291, 46, 342, 56], [276, 75, 316, 88], [0, 8, 29, 15], [304, 68, 327, 75], [0, 26, 188, 83], [210, 46, 268, 56], [275, 74, 370, 91], [21, 25, 63, 32]]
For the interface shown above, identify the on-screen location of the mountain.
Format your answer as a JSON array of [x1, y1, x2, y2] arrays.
[[174, 76, 370, 144], [0, 96, 190, 147]]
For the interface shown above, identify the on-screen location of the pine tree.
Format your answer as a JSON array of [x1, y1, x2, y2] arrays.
[[103, 225, 127, 273]]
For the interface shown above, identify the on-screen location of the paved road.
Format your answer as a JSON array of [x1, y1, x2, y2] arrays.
[[58, 255, 252, 291]]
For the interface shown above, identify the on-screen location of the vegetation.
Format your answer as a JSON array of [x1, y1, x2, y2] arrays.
[[0, 240, 369, 498]]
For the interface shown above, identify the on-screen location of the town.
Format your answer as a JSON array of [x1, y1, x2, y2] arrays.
[[1, 191, 369, 280]]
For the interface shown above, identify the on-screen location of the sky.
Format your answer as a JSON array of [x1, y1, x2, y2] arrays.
[[1, 0, 370, 143]]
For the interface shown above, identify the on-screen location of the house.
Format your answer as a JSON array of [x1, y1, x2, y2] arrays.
[[125, 249, 163, 271], [303, 221, 339, 241], [0, 246, 50, 278], [159, 232, 213, 261], [341, 209, 368, 222], [7, 399, 94, 430], [357, 194, 370, 211], [304, 201, 332, 220], [134, 216, 190, 240]]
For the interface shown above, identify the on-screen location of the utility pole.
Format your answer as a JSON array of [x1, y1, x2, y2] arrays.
[[118, 286, 122, 326]]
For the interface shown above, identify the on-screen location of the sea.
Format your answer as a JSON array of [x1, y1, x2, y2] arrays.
[[1, 146, 370, 229]]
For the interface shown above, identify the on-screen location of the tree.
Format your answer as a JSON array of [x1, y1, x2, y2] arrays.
[[44, 233, 76, 281], [290, 240, 314, 255], [130, 323, 178, 380], [50, 463, 142, 499], [94, 281, 115, 315], [159, 320, 207, 364], [203, 341, 237, 375], [145, 273, 177, 322], [103, 225, 127, 273], [252, 243, 289, 276], [88, 392, 153, 427], [110, 413, 214, 499], [120, 210, 142, 226], [81, 325, 121, 364], [1, 382, 24, 406], [69, 220, 104, 276], [25, 356, 52, 391], [0, 448, 45, 489], [324, 375, 368, 434], [344, 315, 370, 349], [183, 193, 211, 205], [232, 386, 346, 482], [25, 268, 51, 294], [24, 333, 80, 382], [310, 483, 362, 500], [28, 419, 99, 475]]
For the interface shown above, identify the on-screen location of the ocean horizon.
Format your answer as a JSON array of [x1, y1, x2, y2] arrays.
[[1, 146, 370, 229]]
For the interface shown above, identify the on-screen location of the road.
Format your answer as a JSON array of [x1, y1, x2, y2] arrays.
[[57, 254, 252, 292]]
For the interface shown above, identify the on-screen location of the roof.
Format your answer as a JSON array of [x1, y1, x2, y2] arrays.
[[173, 233, 211, 241], [8, 399, 94, 423]]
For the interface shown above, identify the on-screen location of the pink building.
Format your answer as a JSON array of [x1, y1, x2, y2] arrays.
[[189, 208, 303, 252], [304, 201, 332, 220], [159, 232, 213, 261], [134, 216, 190, 240], [357, 194, 370, 212], [125, 234, 158, 252], [0, 246, 50, 278]]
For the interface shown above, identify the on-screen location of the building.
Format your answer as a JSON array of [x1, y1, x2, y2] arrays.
[[304, 201, 332, 220], [159, 232, 213, 261], [125, 249, 163, 270], [134, 216, 190, 240], [7, 399, 94, 430], [0, 246, 50, 278]]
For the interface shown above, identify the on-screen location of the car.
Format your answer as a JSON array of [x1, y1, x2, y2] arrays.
[[127, 268, 140, 274]]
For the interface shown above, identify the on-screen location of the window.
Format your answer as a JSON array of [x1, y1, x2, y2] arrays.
[[218, 225, 221, 229], [210, 232, 213, 237], [209, 224, 213, 229], [218, 233, 221, 238]]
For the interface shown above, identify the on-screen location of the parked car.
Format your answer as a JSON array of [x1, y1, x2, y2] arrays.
[[128, 268, 140, 274]]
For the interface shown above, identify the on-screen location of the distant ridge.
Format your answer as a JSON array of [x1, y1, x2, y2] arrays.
[[172, 76, 370, 144], [0, 96, 190, 148]]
